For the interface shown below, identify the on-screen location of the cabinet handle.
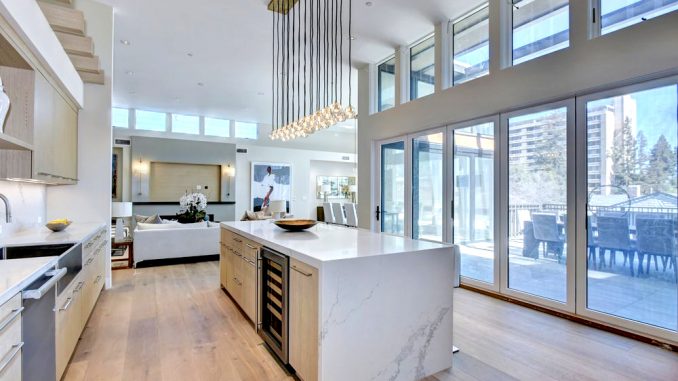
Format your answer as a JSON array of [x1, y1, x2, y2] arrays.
[[74, 282, 84, 293], [243, 257, 256, 267], [291, 265, 312, 277], [59, 297, 73, 311], [232, 237, 242, 243], [246, 243, 257, 250], [0, 342, 24, 374], [0, 307, 23, 333], [94, 275, 102, 284]]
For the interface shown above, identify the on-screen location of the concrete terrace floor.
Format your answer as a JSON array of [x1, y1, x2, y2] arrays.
[[459, 241, 678, 332]]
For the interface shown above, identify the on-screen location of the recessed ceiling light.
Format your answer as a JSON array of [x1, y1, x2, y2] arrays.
[[120, 39, 130, 45], [187, 52, 193, 57], [125, 70, 134, 75], [197, 82, 204, 87], [365, 1, 373, 6], [350, 36, 356, 40], [257, 92, 265, 96]]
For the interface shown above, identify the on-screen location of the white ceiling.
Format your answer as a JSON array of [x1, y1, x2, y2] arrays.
[[98, 0, 483, 141]]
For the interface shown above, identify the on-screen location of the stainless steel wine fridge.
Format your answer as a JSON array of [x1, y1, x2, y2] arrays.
[[258, 247, 289, 363]]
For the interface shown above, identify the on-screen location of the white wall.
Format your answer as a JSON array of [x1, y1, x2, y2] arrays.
[[357, 5, 678, 228], [0, 181, 46, 235], [309, 160, 357, 219], [47, 0, 113, 285], [235, 145, 356, 220]]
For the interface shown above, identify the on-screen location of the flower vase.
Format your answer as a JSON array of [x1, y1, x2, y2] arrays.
[[0, 76, 9, 133]]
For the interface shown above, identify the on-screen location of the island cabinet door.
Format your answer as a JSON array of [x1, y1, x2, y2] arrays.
[[240, 254, 258, 323], [219, 244, 229, 289], [289, 258, 319, 381]]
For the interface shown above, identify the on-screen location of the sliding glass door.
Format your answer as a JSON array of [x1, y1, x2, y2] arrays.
[[577, 78, 678, 338], [450, 119, 497, 286], [502, 100, 575, 308], [372, 75, 677, 344], [378, 140, 406, 236], [412, 131, 444, 242]]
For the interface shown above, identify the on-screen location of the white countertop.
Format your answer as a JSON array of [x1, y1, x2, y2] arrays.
[[221, 220, 452, 267], [0, 222, 106, 248], [0, 256, 58, 305]]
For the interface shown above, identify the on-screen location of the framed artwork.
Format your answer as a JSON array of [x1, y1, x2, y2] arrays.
[[316, 176, 356, 199], [112, 147, 123, 201], [251, 162, 292, 212]]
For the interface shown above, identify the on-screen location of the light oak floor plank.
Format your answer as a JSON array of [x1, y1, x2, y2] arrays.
[[64, 261, 677, 381]]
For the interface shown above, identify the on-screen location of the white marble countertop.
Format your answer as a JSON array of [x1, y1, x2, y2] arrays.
[[0, 256, 58, 305], [0, 222, 106, 248], [221, 220, 452, 268]]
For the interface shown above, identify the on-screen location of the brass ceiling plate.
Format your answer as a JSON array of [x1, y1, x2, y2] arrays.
[[268, 0, 299, 15]]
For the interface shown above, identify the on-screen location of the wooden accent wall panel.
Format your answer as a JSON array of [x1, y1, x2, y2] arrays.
[[149, 162, 221, 202], [0, 66, 35, 144]]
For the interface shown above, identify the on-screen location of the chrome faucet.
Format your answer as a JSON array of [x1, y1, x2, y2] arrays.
[[0, 193, 11, 223]]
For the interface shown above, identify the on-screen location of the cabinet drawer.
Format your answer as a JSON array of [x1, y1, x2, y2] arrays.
[[220, 228, 232, 245], [240, 238, 259, 262], [0, 294, 22, 371], [0, 341, 21, 381]]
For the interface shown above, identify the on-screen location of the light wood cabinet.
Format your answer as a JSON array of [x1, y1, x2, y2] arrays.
[[0, 59, 78, 184], [0, 294, 22, 381], [240, 243, 258, 323], [289, 258, 319, 381], [56, 279, 83, 379], [56, 228, 106, 380], [33, 72, 78, 184], [220, 229, 259, 324]]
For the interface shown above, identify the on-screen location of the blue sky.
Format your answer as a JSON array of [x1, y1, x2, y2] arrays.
[[632, 85, 678, 148]]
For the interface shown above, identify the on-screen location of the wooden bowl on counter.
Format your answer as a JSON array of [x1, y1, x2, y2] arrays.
[[273, 219, 318, 232], [46, 220, 72, 232]]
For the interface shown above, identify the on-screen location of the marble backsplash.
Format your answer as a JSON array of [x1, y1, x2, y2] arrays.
[[0, 181, 46, 235]]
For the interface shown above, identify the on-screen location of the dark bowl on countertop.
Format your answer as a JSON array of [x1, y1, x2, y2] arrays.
[[273, 219, 318, 231]]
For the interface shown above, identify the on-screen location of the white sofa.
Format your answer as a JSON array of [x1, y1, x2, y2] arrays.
[[133, 222, 220, 266]]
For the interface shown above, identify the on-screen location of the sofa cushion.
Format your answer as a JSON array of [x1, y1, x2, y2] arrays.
[[137, 221, 209, 230]]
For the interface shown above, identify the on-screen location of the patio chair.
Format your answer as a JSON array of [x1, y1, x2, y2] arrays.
[[531, 213, 565, 263], [587, 215, 599, 269], [636, 218, 677, 282], [595, 216, 635, 275]]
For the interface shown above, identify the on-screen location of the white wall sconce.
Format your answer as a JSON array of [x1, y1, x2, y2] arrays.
[[225, 164, 236, 198]]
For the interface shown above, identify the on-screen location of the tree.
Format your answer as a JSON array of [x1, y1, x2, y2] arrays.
[[636, 131, 650, 193], [646, 135, 677, 193], [610, 117, 637, 188]]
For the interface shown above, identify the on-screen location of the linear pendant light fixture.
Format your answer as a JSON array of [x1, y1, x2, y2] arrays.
[[269, 0, 356, 141]]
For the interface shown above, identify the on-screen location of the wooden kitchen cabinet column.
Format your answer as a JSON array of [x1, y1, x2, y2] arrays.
[[289, 258, 319, 381]]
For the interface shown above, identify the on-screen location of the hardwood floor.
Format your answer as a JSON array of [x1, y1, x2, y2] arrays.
[[63, 261, 678, 381]]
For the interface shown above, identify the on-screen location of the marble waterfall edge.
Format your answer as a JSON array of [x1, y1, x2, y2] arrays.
[[319, 251, 454, 381]]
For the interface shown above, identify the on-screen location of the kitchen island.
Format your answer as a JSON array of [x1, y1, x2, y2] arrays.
[[220, 220, 455, 381]]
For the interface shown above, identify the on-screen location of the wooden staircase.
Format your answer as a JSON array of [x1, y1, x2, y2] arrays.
[[37, 0, 105, 84]]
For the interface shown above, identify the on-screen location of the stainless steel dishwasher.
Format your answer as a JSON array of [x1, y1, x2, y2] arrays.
[[22, 266, 66, 381]]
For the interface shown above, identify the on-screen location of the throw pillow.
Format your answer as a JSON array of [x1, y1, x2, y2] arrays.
[[136, 214, 162, 224]]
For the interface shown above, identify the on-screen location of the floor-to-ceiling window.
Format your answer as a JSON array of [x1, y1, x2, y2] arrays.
[[453, 120, 495, 284], [380, 141, 406, 236], [582, 81, 678, 332], [506, 104, 570, 303], [413, 132, 444, 242]]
